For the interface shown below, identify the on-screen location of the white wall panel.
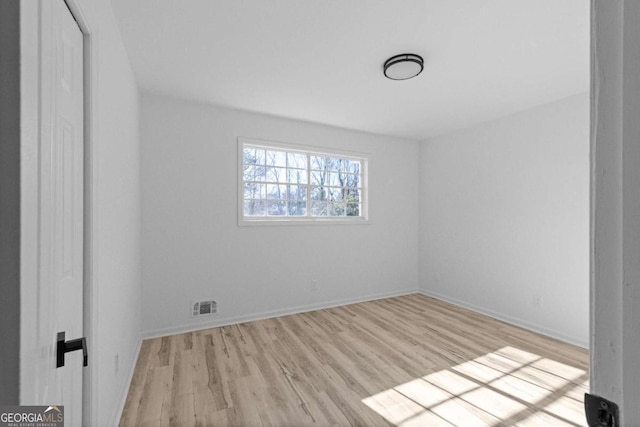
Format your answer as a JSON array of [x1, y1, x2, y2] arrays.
[[140, 93, 420, 336], [419, 93, 589, 347]]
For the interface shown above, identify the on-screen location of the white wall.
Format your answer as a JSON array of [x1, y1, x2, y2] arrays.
[[140, 93, 419, 336], [19, 1, 140, 425], [419, 93, 590, 347], [86, 3, 141, 424]]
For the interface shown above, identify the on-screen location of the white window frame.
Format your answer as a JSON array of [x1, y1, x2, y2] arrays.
[[238, 137, 369, 226]]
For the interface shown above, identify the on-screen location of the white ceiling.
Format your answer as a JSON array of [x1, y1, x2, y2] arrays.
[[111, 0, 589, 140]]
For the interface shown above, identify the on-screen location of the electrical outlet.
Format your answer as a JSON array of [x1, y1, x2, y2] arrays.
[[311, 279, 318, 291], [533, 294, 543, 308], [114, 353, 119, 375]]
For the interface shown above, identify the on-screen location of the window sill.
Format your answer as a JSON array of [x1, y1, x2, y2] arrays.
[[238, 217, 371, 227]]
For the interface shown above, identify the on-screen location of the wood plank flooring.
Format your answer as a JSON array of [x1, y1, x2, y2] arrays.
[[120, 294, 589, 426]]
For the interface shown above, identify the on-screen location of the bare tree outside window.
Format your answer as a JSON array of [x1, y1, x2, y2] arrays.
[[240, 140, 366, 223]]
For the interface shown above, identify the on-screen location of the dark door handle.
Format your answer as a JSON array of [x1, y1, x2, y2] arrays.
[[56, 332, 88, 368]]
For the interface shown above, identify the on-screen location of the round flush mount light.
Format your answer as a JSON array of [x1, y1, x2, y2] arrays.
[[383, 53, 424, 80]]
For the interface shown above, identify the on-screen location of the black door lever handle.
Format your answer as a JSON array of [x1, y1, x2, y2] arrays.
[[56, 332, 88, 368]]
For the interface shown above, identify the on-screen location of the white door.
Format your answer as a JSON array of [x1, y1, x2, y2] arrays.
[[37, 1, 85, 425]]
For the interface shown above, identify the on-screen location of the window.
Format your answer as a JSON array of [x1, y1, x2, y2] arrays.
[[239, 138, 368, 224]]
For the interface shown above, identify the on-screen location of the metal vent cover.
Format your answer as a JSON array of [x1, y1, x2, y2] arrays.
[[192, 300, 217, 317]]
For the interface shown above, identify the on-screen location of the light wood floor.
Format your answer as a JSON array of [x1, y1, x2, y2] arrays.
[[120, 294, 589, 426]]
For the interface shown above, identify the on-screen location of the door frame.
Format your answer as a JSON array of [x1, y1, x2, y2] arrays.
[[19, 1, 99, 425], [590, 1, 640, 424], [61, 1, 99, 425]]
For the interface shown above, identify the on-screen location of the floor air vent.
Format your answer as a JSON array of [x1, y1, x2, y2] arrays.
[[192, 300, 217, 317]]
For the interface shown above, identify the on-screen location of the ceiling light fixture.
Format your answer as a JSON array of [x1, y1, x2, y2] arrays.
[[383, 53, 424, 80]]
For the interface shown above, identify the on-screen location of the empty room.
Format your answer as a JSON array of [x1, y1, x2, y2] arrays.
[[4, 0, 640, 426]]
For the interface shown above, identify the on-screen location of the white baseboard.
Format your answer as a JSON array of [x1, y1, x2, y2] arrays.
[[112, 336, 143, 426], [418, 289, 589, 349], [141, 288, 418, 339]]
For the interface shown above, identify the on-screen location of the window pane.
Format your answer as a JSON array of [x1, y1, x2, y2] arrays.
[[329, 188, 344, 201], [244, 183, 265, 200], [345, 160, 360, 174], [266, 150, 287, 167], [243, 148, 266, 166], [328, 172, 345, 187], [267, 184, 287, 200], [255, 149, 266, 165], [288, 185, 306, 201], [288, 202, 306, 216], [254, 166, 267, 182], [243, 164, 255, 181], [243, 165, 266, 182], [310, 186, 327, 201], [345, 172, 359, 188], [343, 188, 361, 203], [244, 200, 266, 216], [346, 203, 360, 216], [243, 148, 255, 165], [287, 152, 307, 169], [310, 156, 326, 171], [266, 167, 286, 183], [326, 157, 343, 172], [329, 203, 346, 216], [310, 170, 327, 186], [267, 200, 286, 216], [311, 201, 328, 216], [287, 168, 307, 185]]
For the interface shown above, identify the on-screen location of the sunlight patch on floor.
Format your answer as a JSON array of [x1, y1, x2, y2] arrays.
[[362, 346, 588, 426]]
